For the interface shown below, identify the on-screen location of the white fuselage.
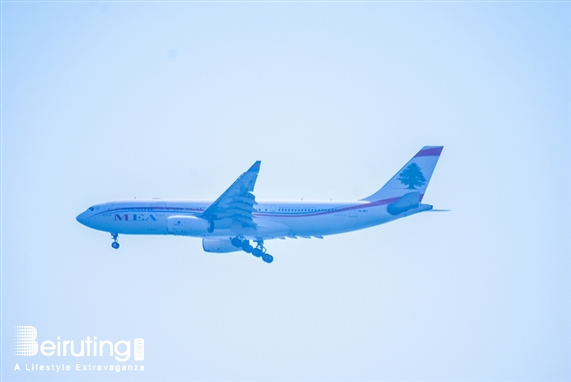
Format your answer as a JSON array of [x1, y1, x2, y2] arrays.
[[76, 146, 443, 261], [76, 198, 432, 241]]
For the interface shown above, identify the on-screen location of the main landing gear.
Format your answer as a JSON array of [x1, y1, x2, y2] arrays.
[[231, 237, 273, 264], [110, 233, 120, 249]]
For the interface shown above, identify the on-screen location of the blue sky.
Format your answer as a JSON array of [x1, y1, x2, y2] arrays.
[[2, 2, 569, 380]]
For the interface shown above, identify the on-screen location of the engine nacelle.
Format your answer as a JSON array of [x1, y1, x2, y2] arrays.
[[167, 216, 210, 236], [202, 238, 241, 253]]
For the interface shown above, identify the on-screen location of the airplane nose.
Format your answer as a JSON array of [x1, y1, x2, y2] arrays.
[[76, 212, 87, 226]]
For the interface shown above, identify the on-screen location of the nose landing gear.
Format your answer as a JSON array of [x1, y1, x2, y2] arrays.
[[231, 237, 273, 263], [110, 233, 120, 249]]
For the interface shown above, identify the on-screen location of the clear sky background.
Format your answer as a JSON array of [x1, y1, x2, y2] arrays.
[[1, 2, 569, 381]]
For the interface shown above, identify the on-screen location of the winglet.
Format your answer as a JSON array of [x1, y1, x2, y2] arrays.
[[248, 161, 261, 173]]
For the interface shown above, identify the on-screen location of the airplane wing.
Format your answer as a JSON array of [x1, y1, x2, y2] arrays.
[[201, 161, 261, 230]]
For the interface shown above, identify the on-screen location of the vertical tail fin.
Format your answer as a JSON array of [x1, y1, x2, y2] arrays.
[[361, 146, 443, 202]]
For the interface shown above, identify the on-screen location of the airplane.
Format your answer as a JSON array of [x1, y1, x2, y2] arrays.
[[76, 146, 444, 264]]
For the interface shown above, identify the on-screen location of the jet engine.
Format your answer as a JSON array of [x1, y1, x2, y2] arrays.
[[167, 216, 210, 236], [202, 238, 241, 253]]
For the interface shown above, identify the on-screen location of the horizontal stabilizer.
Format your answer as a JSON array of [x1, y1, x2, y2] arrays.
[[386, 191, 420, 215]]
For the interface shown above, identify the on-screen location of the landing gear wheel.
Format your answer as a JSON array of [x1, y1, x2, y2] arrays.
[[241, 242, 253, 253], [110, 233, 120, 249], [231, 237, 242, 247], [262, 253, 274, 263], [252, 248, 263, 257]]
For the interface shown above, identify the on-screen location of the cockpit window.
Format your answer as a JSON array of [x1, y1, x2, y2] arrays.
[[88, 207, 95, 211]]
